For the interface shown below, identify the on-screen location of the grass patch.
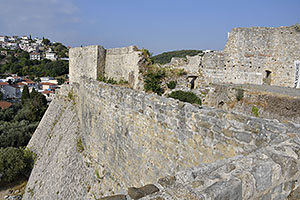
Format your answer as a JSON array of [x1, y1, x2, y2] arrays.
[[76, 137, 84, 153], [252, 105, 259, 117]]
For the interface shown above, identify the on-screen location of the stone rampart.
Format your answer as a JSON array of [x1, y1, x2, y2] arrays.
[[69, 45, 145, 90], [24, 76, 300, 199]]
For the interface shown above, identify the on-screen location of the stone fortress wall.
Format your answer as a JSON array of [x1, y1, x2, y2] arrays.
[[24, 77, 300, 200], [23, 25, 300, 199]]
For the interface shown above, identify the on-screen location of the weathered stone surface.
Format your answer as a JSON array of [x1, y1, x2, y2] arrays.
[[234, 131, 252, 143], [128, 184, 159, 199], [252, 163, 272, 192], [100, 195, 127, 200], [158, 176, 176, 187], [204, 178, 242, 200]]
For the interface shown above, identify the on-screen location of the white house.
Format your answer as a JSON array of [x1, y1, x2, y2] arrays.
[[40, 77, 58, 84], [0, 35, 7, 42], [21, 35, 29, 40], [30, 52, 41, 60], [40, 82, 57, 91], [45, 52, 57, 61]]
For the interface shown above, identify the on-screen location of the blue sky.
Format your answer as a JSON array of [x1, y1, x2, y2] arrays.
[[0, 0, 299, 54]]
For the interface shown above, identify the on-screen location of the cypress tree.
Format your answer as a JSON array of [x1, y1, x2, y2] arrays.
[[21, 85, 30, 104]]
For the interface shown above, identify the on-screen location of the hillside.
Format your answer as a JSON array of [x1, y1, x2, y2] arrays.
[[151, 49, 203, 64]]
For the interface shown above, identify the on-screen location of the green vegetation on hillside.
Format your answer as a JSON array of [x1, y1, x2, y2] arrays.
[[0, 49, 68, 77], [151, 50, 203, 65]]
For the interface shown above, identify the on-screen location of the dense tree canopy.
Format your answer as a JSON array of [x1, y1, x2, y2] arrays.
[[0, 89, 47, 148]]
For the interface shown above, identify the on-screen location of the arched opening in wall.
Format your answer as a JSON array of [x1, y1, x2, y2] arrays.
[[263, 70, 272, 85]]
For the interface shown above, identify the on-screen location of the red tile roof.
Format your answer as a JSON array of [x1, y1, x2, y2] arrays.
[[41, 82, 56, 85], [0, 101, 12, 109], [22, 79, 36, 84], [30, 52, 40, 55], [16, 82, 26, 86], [42, 90, 54, 94]]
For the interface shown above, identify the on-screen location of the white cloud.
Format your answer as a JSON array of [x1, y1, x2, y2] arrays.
[[0, 0, 81, 39]]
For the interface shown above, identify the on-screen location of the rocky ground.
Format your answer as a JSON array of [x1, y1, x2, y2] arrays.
[[0, 180, 27, 200]]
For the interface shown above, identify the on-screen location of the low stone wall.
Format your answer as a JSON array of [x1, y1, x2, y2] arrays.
[[203, 83, 300, 123]]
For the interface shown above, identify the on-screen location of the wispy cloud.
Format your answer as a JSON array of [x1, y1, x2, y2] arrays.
[[0, 0, 81, 41]]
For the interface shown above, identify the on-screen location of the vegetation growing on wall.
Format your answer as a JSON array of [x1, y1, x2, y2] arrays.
[[97, 75, 128, 85], [151, 50, 203, 65], [167, 81, 177, 89], [236, 88, 244, 101], [168, 90, 202, 105], [252, 105, 259, 117], [294, 23, 300, 32], [143, 65, 166, 95]]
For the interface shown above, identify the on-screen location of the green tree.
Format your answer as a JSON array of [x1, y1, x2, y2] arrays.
[[28, 90, 47, 122], [21, 85, 30, 104], [42, 38, 50, 46], [0, 147, 35, 184]]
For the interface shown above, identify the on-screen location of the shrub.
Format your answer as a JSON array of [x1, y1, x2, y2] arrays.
[[176, 68, 186, 76], [0, 147, 35, 184], [97, 75, 118, 85], [252, 105, 259, 117], [118, 79, 129, 85], [294, 23, 300, 32], [168, 90, 202, 105], [106, 77, 117, 84], [236, 88, 244, 101], [167, 81, 177, 89], [144, 68, 165, 95]]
